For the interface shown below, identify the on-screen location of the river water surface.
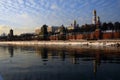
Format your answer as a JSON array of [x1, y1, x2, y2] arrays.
[[0, 45, 120, 80]]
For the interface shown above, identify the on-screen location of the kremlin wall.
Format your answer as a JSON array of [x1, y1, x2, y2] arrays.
[[49, 31, 120, 40]]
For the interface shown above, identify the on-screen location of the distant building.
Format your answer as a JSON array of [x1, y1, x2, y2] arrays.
[[96, 16, 101, 27], [35, 28, 41, 35], [9, 29, 13, 37], [35, 26, 59, 35], [47, 26, 59, 33], [67, 25, 74, 30], [8, 29, 14, 40], [59, 25, 66, 35], [1, 33, 7, 37], [47, 26, 52, 32], [74, 20, 77, 29]]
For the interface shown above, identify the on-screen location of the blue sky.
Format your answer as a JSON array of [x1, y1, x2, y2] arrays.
[[0, 0, 120, 34]]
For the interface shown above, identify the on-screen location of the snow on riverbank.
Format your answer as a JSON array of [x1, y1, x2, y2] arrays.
[[0, 40, 120, 47]]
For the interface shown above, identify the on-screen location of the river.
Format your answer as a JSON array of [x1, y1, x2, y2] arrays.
[[0, 45, 120, 80]]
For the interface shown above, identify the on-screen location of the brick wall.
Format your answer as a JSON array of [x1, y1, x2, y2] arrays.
[[49, 31, 120, 40], [102, 32, 113, 39]]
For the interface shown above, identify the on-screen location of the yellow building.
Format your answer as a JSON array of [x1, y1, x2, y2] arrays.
[[35, 28, 41, 35], [67, 26, 74, 30]]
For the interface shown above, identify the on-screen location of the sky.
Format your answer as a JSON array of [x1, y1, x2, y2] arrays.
[[0, 0, 120, 35]]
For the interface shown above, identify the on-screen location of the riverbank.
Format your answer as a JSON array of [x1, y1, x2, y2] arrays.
[[0, 40, 120, 47]]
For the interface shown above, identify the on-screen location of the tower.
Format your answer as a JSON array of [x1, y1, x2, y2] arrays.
[[8, 29, 14, 41], [10, 29, 13, 37], [92, 10, 97, 25], [92, 10, 101, 39], [74, 20, 77, 29], [97, 16, 101, 27]]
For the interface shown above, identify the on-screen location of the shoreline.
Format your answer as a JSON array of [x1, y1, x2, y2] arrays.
[[0, 40, 120, 47]]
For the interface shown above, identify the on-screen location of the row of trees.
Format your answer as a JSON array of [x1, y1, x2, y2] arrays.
[[101, 22, 120, 31], [0, 33, 35, 41]]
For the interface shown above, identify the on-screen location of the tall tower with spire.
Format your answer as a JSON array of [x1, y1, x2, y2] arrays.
[[92, 10, 97, 25], [74, 20, 77, 29], [97, 16, 101, 27], [93, 10, 101, 39]]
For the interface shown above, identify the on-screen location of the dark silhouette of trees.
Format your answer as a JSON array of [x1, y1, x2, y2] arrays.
[[101, 22, 120, 31], [58, 25, 66, 40], [114, 22, 120, 31], [40, 24, 48, 35], [101, 22, 107, 31], [59, 25, 66, 35], [107, 22, 114, 30], [78, 24, 96, 33], [39, 24, 48, 40], [20, 33, 34, 40]]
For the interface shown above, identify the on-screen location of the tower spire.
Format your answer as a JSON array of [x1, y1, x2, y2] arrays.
[[92, 10, 97, 25], [74, 20, 77, 29]]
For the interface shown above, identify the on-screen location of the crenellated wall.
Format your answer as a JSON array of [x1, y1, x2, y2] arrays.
[[49, 31, 120, 40]]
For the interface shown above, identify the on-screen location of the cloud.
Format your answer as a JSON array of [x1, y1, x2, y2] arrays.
[[0, 25, 11, 34], [0, 25, 35, 35], [0, 0, 119, 35], [18, 0, 24, 4], [51, 4, 59, 10], [14, 27, 35, 35], [15, 13, 33, 23]]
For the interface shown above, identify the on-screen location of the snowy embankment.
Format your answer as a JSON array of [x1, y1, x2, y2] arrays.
[[0, 40, 120, 47]]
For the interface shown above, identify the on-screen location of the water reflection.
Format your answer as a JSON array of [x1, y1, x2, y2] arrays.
[[40, 47, 48, 61], [34, 46, 120, 74], [1, 45, 120, 80], [59, 50, 66, 61], [8, 46, 14, 57]]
